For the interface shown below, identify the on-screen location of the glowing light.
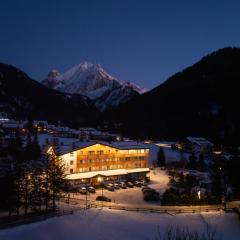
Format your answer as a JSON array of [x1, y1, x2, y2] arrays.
[[213, 151, 222, 155], [47, 146, 53, 154], [197, 190, 201, 200]]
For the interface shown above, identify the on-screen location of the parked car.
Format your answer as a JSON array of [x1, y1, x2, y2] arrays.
[[104, 183, 115, 191], [79, 186, 87, 195], [142, 188, 156, 194], [63, 185, 78, 192], [143, 191, 160, 201], [119, 182, 127, 189], [126, 182, 134, 188], [143, 188, 160, 201], [141, 187, 152, 192], [96, 196, 111, 202], [87, 186, 96, 193], [140, 180, 149, 187], [133, 181, 142, 187], [113, 183, 120, 190]]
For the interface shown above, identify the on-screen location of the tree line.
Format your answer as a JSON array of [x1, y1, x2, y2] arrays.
[[0, 131, 66, 217]]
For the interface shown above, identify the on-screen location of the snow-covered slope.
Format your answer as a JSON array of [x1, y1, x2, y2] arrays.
[[42, 62, 146, 111], [1, 209, 239, 240]]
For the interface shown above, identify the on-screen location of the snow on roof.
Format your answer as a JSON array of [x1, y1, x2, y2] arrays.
[[110, 141, 149, 150], [66, 168, 150, 180], [33, 120, 48, 125], [58, 142, 94, 155], [126, 168, 150, 173], [38, 133, 79, 149], [186, 137, 214, 146], [55, 126, 71, 131], [79, 128, 96, 131], [155, 142, 176, 148], [58, 141, 149, 155], [1, 122, 20, 128]]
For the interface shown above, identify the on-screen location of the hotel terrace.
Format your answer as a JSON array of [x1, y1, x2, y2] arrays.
[[53, 141, 150, 185]]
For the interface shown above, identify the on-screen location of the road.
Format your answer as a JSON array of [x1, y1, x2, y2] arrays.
[[61, 196, 240, 214]]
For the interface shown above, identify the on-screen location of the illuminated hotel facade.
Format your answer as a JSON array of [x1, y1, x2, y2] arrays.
[[57, 142, 150, 185]]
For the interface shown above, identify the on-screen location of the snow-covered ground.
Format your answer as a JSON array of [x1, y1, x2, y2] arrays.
[[73, 169, 169, 206], [0, 208, 239, 240], [148, 144, 191, 165]]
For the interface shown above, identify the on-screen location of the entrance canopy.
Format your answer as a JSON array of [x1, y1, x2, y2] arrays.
[[66, 168, 150, 180]]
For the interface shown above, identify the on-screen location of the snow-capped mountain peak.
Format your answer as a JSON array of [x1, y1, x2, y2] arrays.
[[42, 62, 146, 111]]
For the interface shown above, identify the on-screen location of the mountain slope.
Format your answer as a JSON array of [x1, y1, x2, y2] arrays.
[[103, 47, 240, 146], [0, 63, 99, 125], [42, 62, 145, 111]]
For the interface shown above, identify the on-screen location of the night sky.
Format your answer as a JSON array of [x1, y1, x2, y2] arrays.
[[1, 0, 240, 89]]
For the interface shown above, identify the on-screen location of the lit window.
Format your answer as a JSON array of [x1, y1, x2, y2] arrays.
[[70, 160, 74, 165]]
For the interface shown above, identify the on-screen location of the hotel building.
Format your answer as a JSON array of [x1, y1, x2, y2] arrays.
[[56, 141, 150, 185]]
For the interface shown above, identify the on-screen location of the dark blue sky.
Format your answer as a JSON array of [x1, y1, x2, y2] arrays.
[[1, 0, 240, 89]]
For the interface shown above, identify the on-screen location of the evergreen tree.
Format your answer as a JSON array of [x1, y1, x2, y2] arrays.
[[187, 153, 197, 170], [22, 131, 43, 214], [227, 154, 240, 197], [44, 147, 66, 211], [7, 135, 26, 216], [0, 143, 19, 217], [25, 131, 41, 162], [198, 153, 206, 170], [0, 132, 66, 216], [211, 168, 223, 202], [26, 118, 34, 133], [157, 147, 166, 166]]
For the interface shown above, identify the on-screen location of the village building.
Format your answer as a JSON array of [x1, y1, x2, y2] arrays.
[[0, 120, 26, 135], [180, 137, 214, 156], [78, 128, 121, 141]]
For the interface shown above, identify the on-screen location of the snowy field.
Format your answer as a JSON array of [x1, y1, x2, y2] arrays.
[[73, 169, 169, 206], [0, 208, 239, 240]]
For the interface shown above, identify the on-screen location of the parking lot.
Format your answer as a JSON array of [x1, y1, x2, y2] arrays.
[[72, 169, 170, 206]]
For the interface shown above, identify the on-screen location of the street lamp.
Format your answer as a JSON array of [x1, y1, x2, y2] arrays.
[[197, 190, 201, 200], [197, 190, 201, 212], [97, 176, 104, 208], [97, 176, 103, 195]]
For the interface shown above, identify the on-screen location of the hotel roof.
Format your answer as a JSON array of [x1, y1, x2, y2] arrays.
[[57, 141, 149, 155]]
